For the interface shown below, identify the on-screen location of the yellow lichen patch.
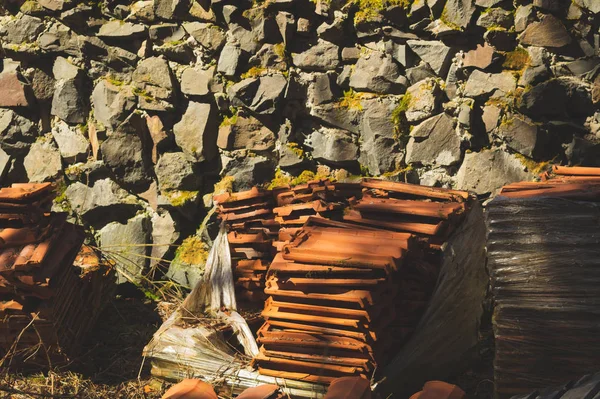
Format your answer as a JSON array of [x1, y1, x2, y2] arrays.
[[213, 176, 235, 195], [175, 236, 209, 265], [338, 89, 365, 111], [164, 190, 199, 207], [273, 43, 286, 59], [502, 47, 531, 70], [514, 153, 551, 175], [353, 0, 412, 23], [286, 142, 305, 157], [220, 112, 238, 128], [268, 169, 292, 189], [241, 66, 267, 79]]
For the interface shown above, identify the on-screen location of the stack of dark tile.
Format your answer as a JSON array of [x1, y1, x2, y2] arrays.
[[488, 166, 600, 398], [0, 183, 114, 369], [252, 178, 480, 386]]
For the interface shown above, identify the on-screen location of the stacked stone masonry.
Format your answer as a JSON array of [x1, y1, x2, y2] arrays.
[[0, 0, 599, 282]]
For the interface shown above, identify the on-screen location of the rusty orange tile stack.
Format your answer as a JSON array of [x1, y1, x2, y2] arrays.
[[250, 179, 474, 384], [0, 183, 114, 369], [214, 187, 277, 303], [214, 180, 362, 304], [488, 165, 600, 398]]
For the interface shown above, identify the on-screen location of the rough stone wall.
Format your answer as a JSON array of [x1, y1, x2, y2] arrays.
[[0, 0, 599, 283]]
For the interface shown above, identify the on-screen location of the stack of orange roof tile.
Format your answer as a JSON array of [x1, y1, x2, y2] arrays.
[[252, 179, 475, 385], [214, 181, 362, 304], [488, 166, 600, 398], [215, 187, 277, 303], [0, 183, 114, 369], [252, 215, 438, 384], [343, 178, 471, 248]]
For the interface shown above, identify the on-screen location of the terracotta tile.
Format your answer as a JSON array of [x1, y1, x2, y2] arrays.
[[361, 178, 469, 202], [324, 376, 372, 399]]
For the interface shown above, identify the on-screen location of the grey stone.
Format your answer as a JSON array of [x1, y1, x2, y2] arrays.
[[23, 139, 63, 182], [180, 66, 214, 97], [292, 40, 340, 71], [97, 20, 147, 38], [227, 23, 262, 54], [148, 23, 186, 44], [514, 5, 535, 33], [183, 22, 225, 53], [349, 51, 407, 94], [518, 14, 572, 48], [342, 47, 361, 62], [155, 151, 201, 191], [385, 42, 415, 68], [132, 56, 177, 112], [249, 43, 287, 71], [30, 67, 55, 102], [64, 160, 110, 184], [189, 0, 216, 21], [154, 0, 191, 20], [51, 120, 90, 163], [404, 78, 442, 123], [316, 11, 346, 43], [464, 70, 517, 98], [533, 0, 561, 12], [52, 57, 80, 81], [482, 104, 501, 133], [173, 101, 218, 162], [573, 0, 600, 13], [37, 0, 75, 11], [0, 14, 44, 44], [65, 178, 141, 223], [0, 109, 37, 155], [145, 114, 171, 164], [92, 79, 137, 130], [497, 113, 542, 158], [406, 62, 437, 85], [308, 128, 359, 166], [101, 114, 153, 192], [228, 75, 287, 115], [0, 147, 10, 181], [276, 11, 295, 45], [222, 155, 274, 191], [424, 19, 459, 37], [279, 143, 307, 170], [310, 102, 363, 134], [477, 8, 513, 30], [308, 73, 335, 106], [406, 113, 461, 166], [217, 42, 242, 77], [150, 210, 179, 270], [359, 98, 403, 175], [462, 43, 495, 70], [51, 58, 88, 124], [485, 29, 517, 52], [442, 0, 476, 30], [154, 42, 195, 64], [475, 0, 503, 5], [519, 78, 594, 119], [337, 65, 353, 88], [98, 214, 150, 284], [217, 113, 276, 151], [456, 148, 533, 194], [0, 60, 29, 107], [407, 40, 455, 78]]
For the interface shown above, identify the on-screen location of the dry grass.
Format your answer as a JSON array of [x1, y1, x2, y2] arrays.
[[0, 297, 173, 398]]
